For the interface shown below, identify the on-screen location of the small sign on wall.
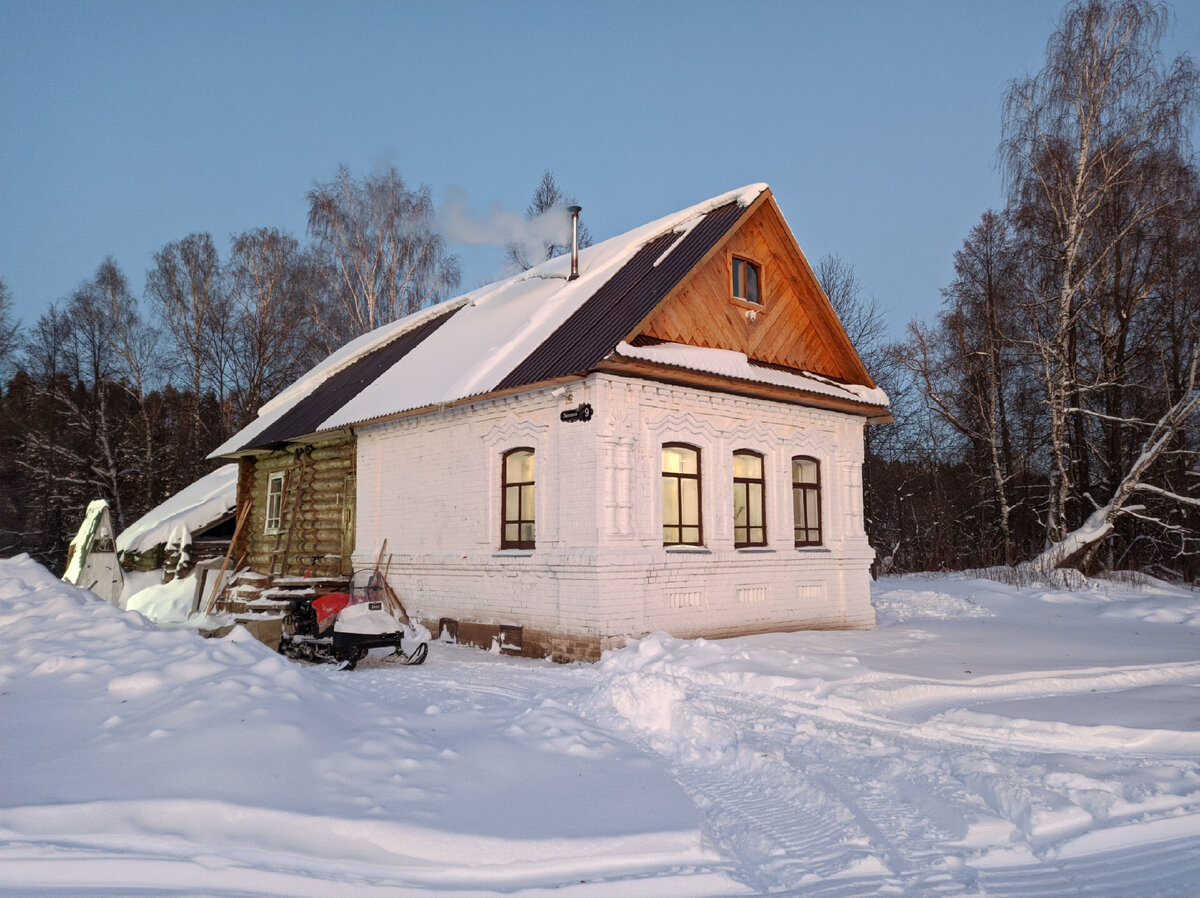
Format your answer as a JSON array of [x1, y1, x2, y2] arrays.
[[560, 403, 594, 423]]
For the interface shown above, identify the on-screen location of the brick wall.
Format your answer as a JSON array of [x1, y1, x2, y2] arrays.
[[356, 373, 875, 660]]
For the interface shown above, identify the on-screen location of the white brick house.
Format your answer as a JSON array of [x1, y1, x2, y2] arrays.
[[212, 184, 890, 660]]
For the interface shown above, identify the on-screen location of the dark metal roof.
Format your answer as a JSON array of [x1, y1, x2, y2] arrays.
[[238, 307, 461, 451], [495, 199, 746, 391]]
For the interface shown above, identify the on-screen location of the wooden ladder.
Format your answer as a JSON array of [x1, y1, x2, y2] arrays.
[[270, 452, 309, 578]]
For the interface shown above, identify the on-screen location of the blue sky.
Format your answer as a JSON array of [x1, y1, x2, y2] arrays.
[[2, 0, 1197, 338]]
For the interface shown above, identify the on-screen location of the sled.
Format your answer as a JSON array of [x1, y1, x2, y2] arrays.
[[279, 569, 428, 670]]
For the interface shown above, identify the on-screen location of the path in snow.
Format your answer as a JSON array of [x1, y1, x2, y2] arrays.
[[347, 576, 1200, 896]]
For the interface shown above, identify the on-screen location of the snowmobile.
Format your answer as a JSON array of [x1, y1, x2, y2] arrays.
[[279, 569, 427, 670]]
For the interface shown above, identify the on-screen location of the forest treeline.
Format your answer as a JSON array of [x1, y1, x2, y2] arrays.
[[0, 170, 583, 570], [1, 1, 1197, 580]]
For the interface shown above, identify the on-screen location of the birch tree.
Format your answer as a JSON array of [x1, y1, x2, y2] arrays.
[[93, 259, 162, 511], [225, 228, 326, 427], [307, 165, 460, 344], [145, 232, 229, 451], [1002, 0, 1198, 564]]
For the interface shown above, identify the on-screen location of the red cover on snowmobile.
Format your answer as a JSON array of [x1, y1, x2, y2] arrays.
[[313, 592, 351, 630]]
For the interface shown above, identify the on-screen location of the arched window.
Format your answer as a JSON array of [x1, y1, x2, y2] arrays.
[[662, 443, 702, 546], [792, 457, 822, 546], [501, 448, 535, 549], [733, 450, 766, 547]]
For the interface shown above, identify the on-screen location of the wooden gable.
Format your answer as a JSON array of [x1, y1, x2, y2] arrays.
[[628, 190, 876, 389]]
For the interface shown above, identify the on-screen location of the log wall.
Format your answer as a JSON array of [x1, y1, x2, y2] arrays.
[[236, 436, 356, 579]]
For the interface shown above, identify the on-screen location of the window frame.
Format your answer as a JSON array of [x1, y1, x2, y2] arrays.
[[731, 256, 762, 305], [732, 449, 767, 548], [265, 471, 285, 534], [662, 442, 703, 547], [500, 447, 536, 550], [792, 456, 823, 547]]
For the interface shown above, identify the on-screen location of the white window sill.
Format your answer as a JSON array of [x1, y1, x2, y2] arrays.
[[493, 549, 535, 557], [665, 546, 711, 554]]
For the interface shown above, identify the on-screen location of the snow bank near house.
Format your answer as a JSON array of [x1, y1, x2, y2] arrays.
[[116, 464, 238, 555], [0, 555, 719, 896], [123, 573, 199, 622]]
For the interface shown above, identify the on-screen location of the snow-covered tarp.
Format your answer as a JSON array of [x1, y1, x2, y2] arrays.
[[61, 499, 111, 585], [115, 464, 238, 556], [4, 555, 1197, 895]]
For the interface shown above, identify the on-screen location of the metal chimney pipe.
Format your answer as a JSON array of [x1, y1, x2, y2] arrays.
[[568, 205, 582, 280]]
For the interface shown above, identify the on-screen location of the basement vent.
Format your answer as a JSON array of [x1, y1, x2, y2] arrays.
[[797, 583, 826, 602], [737, 586, 767, 604], [669, 590, 703, 609]]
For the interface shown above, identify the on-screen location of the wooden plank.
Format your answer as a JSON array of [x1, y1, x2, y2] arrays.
[[202, 501, 252, 616], [630, 197, 878, 388]]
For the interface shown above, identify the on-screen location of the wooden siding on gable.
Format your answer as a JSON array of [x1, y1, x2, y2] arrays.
[[634, 196, 876, 388], [236, 437, 356, 579]]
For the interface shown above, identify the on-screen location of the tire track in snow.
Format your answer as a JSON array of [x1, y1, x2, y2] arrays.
[[972, 833, 1200, 897], [682, 687, 980, 894], [642, 684, 1200, 896], [347, 649, 1200, 895]]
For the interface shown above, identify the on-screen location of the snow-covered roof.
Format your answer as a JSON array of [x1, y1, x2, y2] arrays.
[[613, 341, 891, 408], [116, 464, 239, 554], [212, 183, 887, 457]]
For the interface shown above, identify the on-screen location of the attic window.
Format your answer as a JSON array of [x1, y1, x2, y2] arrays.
[[732, 257, 760, 304]]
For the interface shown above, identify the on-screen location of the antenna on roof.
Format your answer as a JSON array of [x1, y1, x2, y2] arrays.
[[568, 205, 582, 280]]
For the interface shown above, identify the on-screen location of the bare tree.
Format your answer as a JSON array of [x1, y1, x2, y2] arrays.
[[504, 171, 593, 270], [307, 165, 460, 343], [145, 233, 229, 446], [1002, 0, 1198, 564], [17, 281, 135, 532], [0, 277, 19, 379], [1031, 339, 1200, 571], [225, 228, 326, 426], [816, 253, 887, 367], [903, 213, 1026, 564], [94, 258, 163, 510]]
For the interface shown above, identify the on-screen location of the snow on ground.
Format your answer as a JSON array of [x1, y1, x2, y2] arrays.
[[2, 557, 1199, 896], [122, 574, 201, 623]]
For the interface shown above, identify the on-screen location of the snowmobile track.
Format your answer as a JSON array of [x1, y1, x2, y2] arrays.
[[648, 682, 1200, 896]]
